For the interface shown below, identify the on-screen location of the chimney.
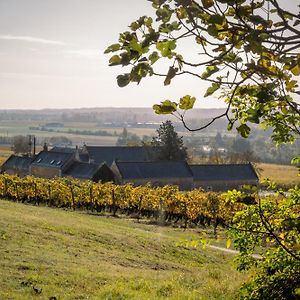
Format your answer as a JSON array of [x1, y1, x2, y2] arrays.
[[43, 143, 48, 152], [75, 145, 80, 161]]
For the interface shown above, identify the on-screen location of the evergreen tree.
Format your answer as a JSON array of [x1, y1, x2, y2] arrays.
[[152, 120, 187, 161]]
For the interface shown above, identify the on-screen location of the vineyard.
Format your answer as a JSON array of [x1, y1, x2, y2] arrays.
[[0, 174, 248, 229]]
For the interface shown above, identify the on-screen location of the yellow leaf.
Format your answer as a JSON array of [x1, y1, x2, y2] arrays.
[[291, 64, 300, 76], [226, 239, 232, 249]]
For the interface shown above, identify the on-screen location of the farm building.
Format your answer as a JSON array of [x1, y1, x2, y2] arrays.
[[1, 146, 259, 191], [190, 163, 259, 191], [111, 160, 194, 190], [81, 145, 159, 165], [63, 161, 114, 182], [0, 155, 33, 177], [29, 150, 75, 179]]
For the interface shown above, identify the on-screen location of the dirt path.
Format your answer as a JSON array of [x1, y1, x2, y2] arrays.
[[208, 244, 263, 259]]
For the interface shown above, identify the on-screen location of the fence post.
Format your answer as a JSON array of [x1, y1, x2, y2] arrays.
[[158, 198, 165, 226]]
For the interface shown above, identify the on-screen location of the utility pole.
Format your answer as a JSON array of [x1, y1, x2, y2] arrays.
[[28, 135, 36, 157]]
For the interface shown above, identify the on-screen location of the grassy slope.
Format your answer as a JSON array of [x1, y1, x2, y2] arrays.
[[0, 200, 248, 300], [257, 163, 300, 186]]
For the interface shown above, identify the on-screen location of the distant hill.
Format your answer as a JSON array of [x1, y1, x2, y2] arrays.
[[0, 107, 226, 123]]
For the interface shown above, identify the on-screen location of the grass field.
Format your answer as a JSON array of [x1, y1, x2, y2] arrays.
[[0, 145, 12, 165], [257, 163, 300, 186], [0, 200, 249, 300]]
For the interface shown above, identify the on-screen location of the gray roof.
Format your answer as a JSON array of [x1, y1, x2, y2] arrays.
[[115, 161, 193, 179], [1, 155, 33, 172], [190, 164, 259, 181], [85, 146, 159, 165], [63, 162, 100, 180], [50, 146, 76, 153], [31, 150, 74, 168]]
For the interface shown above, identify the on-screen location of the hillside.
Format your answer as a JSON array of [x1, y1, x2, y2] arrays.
[[257, 163, 300, 187], [0, 200, 248, 300]]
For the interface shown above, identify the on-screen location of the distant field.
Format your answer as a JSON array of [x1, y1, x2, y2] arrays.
[[0, 120, 157, 146], [0, 200, 248, 300], [0, 145, 12, 165], [257, 163, 300, 186]]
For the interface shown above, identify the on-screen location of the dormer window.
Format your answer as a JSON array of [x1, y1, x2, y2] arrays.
[[57, 160, 62, 165], [37, 158, 42, 163], [50, 160, 55, 164]]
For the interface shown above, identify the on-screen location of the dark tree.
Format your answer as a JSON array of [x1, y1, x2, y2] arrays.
[[11, 135, 31, 155], [152, 120, 188, 160]]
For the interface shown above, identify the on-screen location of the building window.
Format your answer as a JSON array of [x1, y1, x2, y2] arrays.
[[50, 160, 55, 164], [57, 160, 62, 165], [37, 158, 42, 163]]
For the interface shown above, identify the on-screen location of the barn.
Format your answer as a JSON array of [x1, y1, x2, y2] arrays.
[[190, 163, 259, 191]]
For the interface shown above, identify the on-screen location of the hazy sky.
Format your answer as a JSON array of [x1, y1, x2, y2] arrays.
[[0, 0, 295, 110]]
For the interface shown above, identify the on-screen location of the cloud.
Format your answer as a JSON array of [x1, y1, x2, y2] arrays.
[[64, 49, 100, 59], [0, 72, 99, 81], [0, 35, 66, 45]]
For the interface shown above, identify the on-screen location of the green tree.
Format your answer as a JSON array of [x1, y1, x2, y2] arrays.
[[116, 127, 141, 146], [152, 120, 188, 160], [105, 0, 300, 143], [106, 1, 300, 299]]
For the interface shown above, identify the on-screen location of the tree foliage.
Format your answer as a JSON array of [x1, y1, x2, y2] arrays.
[[106, 1, 300, 298], [152, 120, 188, 160], [229, 185, 300, 299], [11, 135, 31, 155], [105, 0, 300, 143]]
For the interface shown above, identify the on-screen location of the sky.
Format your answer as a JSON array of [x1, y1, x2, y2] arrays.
[[0, 0, 224, 110], [0, 0, 296, 110]]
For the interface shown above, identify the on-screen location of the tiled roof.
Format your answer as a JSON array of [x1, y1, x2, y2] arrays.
[[190, 164, 259, 181], [115, 161, 193, 179], [63, 162, 100, 180], [1, 155, 33, 171], [85, 146, 159, 165], [31, 151, 73, 168]]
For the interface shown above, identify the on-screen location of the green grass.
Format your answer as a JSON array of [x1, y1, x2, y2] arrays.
[[0, 199, 248, 299]]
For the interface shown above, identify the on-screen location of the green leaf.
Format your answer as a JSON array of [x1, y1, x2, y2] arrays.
[[156, 40, 177, 58], [204, 83, 220, 97], [153, 100, 177, 114], [247, 109, 260, 124], [201, 0, 214, 9], [208, 14, 225, 25], [130, 21, 140, 31], [164, 66, 178, 86], [109, 55, 122, 66], [207, 25, 218, 37], [201, 65, 220, 79], [149, 51, 160, 65], [291, 156, 300, 165], [117, 74, 130, 87], [179, 95, 196, 110], [237, 124, 251, 138], [104, 43, 121, 54]]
